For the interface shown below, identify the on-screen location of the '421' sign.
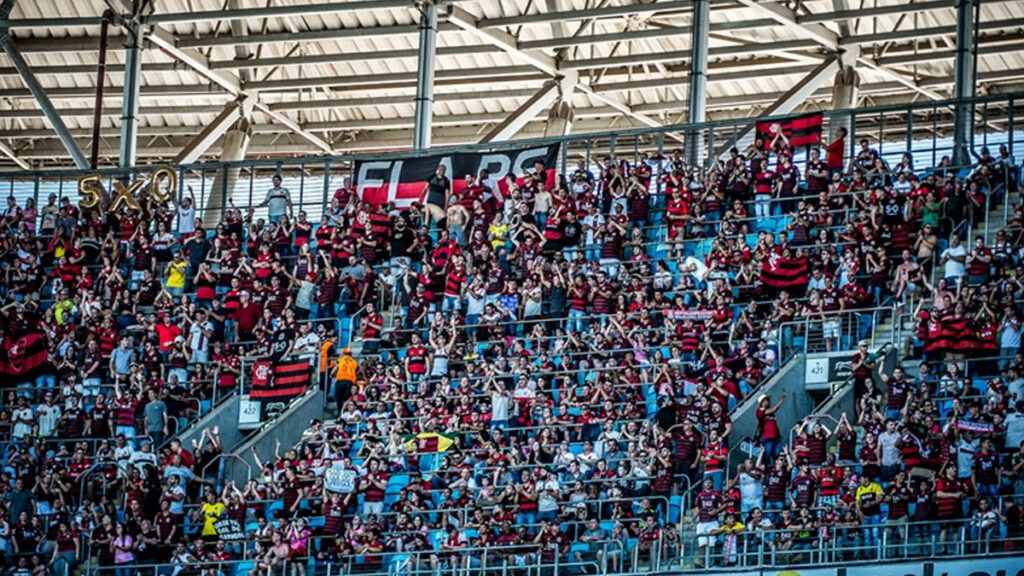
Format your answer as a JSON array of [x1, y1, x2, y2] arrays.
[[77, 165, 179, 212]]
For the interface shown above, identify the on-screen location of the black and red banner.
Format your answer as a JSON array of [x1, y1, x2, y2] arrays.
[[250, 359, 312, 421], [354, 144, 560, 208], [756, 112, 824, 148], [250, 360, 311, 400], [761, 254, 810, 290], [0, 332, 48, 378]]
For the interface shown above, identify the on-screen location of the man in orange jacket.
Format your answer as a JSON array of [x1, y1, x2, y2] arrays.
[[334, 348, 359, 412]]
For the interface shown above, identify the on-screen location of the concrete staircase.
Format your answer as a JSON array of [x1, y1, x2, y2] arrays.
[[980, 186, 1021, 246]]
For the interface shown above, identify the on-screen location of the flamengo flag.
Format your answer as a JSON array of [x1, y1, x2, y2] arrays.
[[250, 360, 311, 399], [0, 332, 48, 377], [761, 253, 810, 290], [756, 112, 824, 147], [354, 144, 560, 208]]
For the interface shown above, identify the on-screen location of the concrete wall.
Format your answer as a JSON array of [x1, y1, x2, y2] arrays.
[[728, 356, 813, 471], [728, 346, 896, 471], [177, 394, 243, 457], [225, 389, 325, 485]]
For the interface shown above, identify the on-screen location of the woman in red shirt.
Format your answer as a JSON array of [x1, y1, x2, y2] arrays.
[[50, 521, 79, 576]]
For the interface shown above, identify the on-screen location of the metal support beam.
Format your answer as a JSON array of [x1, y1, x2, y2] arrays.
[[830, 65, 859, 141], [856, 57, 945, 100], [142, 18, 333, 154], [173, 96, 253, 164], [735, 0, 839, 51], [227, 0, 252, 84], [446, 4, 678, 140], [686, 0, 710, 166], [831, 0, 851, 37], [953, 0, 979, 165], [0, 140, 29, 170], [544, 100, 574, 138], [204, 120, 251, 228], [146, 26, 242, 95], [120, 21, 142, 169], [479, 81, 561, 143], [447, 5, 560, 76], [413, 0, 438, 150], [0, 24, 88, 167]]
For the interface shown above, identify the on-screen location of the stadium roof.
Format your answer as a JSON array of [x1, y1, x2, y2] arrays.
[[0, 0, 1021, 169]]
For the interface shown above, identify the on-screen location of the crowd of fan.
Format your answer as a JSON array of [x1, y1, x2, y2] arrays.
[[0, 125, 1020, 576]]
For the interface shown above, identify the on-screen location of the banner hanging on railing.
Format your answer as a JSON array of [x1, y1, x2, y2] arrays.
[[756, 111, 824, 147], [248, 359, 312, 420], [354, 143, 560, 208]]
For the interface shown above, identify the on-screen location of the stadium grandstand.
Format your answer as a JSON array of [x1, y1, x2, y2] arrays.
[[0, 1, 1024, 576]]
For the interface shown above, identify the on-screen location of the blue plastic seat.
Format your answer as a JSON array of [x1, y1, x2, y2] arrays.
[[265, 500, 284, 520], [235, 560, 255, 576]]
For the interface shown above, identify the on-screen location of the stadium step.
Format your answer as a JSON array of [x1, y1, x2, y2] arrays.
[[980, 187, 1020, 245]]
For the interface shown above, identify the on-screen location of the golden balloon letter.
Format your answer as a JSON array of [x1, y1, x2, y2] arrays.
[[78, 175, 103, 209]]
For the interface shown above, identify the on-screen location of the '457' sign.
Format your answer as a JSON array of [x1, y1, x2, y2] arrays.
[[77, 165, 179, 212]]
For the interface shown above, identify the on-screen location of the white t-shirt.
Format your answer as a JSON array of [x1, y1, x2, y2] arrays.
[[1005, 412, 1024, 449], [582, 214, 605, 244], [189, 321, 212, 354], [956, 438, 979, 477], [879, 430, 901, 466], [265, 186, 290, 218], [12, 407, 32, 439], [942, 245, 967, 279], [293, 332, 321, 361], [178, 204, 196, 235], [738, 472, 764, 508], [1001, 319, 1023, 349], [537, 478, 561, 512], [491, 391, 510, 421], [37, 404, 61, 437]]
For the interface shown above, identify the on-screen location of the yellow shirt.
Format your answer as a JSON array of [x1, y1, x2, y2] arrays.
[[53, 300, 74, 325], [488, 223, 509, 249], [855, 483, 883, 505], [166, 260, 188, 289], [200, 502, 225, 536]]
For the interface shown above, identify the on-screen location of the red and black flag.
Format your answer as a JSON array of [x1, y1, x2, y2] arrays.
[[0, 331, 48, 378], [250, 359, 311, 400], [756, 112, 824, 147], [761, 254, 810, 290]]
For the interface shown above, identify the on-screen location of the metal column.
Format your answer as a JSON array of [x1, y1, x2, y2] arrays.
[[204, 120, 251, 228], [830, 65, 859, 141], [953, 0, 979, 166], [120, 21, 143, 169], [686, 0, 710, 166], [413, 0, 437, 150], [0, 29, 89, 169]]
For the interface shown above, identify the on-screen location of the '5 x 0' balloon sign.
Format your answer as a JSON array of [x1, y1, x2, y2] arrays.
[[77, 165, 178, 212]]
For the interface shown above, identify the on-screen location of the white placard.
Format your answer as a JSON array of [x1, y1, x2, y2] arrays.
[[238, 394, 261, 430], [805, 357, 828, 384], [324, 467, 358, 493]]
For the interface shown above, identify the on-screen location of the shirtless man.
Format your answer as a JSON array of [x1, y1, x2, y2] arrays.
[[446, 191, 470, 246], [256, 531, 291, 576], [893, 250, 923, 308]]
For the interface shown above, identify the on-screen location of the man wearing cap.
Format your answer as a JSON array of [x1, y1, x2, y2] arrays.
[[334, 348, 359, 412], [851, 340, 878, 403]]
